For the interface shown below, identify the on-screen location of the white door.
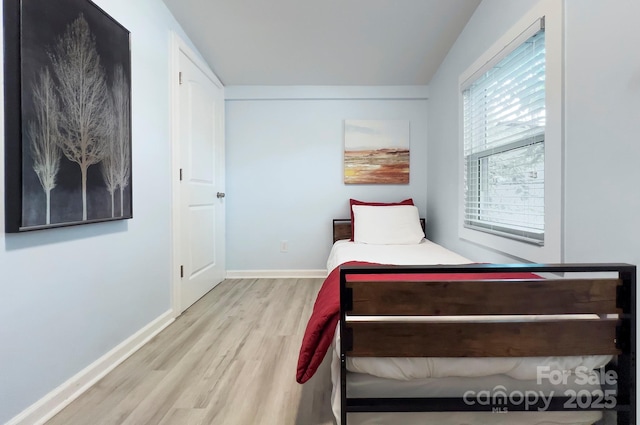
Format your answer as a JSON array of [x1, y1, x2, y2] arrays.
[[177, 48, 225, 313]]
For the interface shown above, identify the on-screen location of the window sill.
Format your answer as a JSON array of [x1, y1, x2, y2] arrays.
[[459, 225, 560, 263]]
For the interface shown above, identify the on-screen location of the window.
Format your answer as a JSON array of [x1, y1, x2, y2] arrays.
[[462, 21, 546, 245]]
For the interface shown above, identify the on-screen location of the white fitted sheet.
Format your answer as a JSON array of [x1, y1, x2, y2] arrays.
[[327, 238, 471, 272]]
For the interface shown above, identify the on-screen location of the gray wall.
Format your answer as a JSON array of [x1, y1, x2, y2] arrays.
[[0, 0, 202, 422], [427, 0, 640, 268], [225, 88, 428, 271]]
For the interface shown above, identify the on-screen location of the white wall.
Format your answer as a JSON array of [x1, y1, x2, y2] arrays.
[[0, 1, 203, 422], [563, 0, 640, 264], [225, 87, 428, 271], [427, 0, 640, 268]]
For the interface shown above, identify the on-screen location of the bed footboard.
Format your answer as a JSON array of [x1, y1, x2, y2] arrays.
[[339, 263, 636, 425]]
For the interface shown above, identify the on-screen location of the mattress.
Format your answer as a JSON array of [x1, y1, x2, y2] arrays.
[[334, 353, 604, 425], [326, 238, 471, 272], [328, 238, 611, 425]]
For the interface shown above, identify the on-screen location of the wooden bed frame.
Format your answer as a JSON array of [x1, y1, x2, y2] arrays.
[[333, 222, 636, 424]]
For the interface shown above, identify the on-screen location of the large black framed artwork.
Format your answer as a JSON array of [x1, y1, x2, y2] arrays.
[[4, 0, 132, 232]]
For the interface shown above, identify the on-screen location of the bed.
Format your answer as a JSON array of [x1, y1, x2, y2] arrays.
[[296, 203, 636, 425]]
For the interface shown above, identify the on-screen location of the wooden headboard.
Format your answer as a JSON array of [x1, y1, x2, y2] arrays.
[[332, 218, 426, 243]]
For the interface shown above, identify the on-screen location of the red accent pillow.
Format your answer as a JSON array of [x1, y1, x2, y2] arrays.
[[349, 198, 414, 241]]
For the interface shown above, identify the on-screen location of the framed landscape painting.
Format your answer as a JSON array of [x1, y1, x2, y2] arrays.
[[344, 120, 410, 184], [4, 0, 131, 232]]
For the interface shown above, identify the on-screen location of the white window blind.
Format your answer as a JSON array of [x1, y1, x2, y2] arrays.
[[463, 21, 546, 244]]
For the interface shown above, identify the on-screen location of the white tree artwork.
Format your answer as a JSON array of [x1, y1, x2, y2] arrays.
[[100, 97, 119, 218], [49, 13, 111, 221], [5, 0, 131, 232], [27, 68, 61, 225], [111, 64, 131, 217]]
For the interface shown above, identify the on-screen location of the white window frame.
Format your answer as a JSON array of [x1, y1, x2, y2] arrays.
[[458, 0, 563, 263]]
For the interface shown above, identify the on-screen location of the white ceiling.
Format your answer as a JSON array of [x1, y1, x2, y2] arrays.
[[162, 0, 481, 86]]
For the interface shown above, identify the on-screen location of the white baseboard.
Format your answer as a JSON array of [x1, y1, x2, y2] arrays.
[[6, 310, 175, 425], [226, 269, 327, 279]]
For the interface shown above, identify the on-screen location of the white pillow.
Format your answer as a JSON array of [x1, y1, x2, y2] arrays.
[[352, 205, 425, 244]]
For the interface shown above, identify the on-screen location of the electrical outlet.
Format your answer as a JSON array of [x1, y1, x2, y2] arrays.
[[280, 240, 288, 253]]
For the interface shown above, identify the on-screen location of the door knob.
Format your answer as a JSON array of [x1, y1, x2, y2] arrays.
[[217, 192, 226, 198]]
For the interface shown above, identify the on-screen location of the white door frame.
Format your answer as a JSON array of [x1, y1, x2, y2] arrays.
[[169, 33, 225, 317]]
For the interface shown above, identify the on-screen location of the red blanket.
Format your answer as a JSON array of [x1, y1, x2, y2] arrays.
[[295, 261, 539, 384], [296, 261, 369, 384]]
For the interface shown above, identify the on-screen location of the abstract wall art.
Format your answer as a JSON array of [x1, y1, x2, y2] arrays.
[[344, 120, 410, 184]]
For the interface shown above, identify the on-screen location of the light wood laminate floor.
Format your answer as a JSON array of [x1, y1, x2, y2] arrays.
[[46, 278, 335, 425]]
